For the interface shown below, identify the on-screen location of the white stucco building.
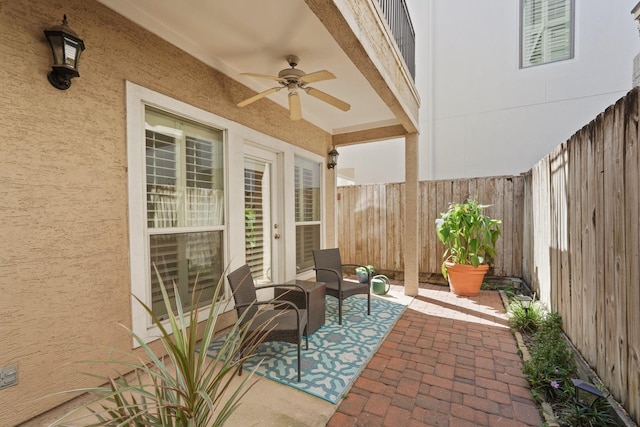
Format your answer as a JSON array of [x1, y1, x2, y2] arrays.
[[339, 0, 639, 183]]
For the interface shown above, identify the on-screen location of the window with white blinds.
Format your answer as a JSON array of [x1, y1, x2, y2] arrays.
[[520, 0, 574, 68], [294, 156, 321, 272], [145, 107, 225, 319]]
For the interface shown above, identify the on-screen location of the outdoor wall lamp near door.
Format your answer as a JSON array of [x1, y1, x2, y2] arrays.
[[571, 378, 606, 408], [516, 294, 533, 314], [44, 15, 85, 90], [327, 146, 339, 169]]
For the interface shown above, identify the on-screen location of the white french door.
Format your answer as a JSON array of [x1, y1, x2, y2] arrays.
[[243, 146, 283, 285]]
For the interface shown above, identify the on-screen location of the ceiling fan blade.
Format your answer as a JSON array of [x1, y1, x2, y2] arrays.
[[304, 87, 351, 112], [289, 92, 302, 120], [237, 87, 281, 107], [240, 72, 284, 82], [299, 70, 336, 84]]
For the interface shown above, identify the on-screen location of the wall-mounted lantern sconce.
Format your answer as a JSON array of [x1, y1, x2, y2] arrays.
[[327, 146, 339, 169], [44, 15, 85, 90], [516, 294, 533, 314], [571, 378, 605, 408]]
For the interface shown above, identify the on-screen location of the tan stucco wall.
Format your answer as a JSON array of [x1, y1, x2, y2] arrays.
[[0, 1, 331, 425]]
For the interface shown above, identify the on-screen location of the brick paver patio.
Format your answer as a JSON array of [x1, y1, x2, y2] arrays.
[[327, 283, 543, 427]]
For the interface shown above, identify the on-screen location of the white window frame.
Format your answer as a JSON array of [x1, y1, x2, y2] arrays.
[[520, 0, 575, 68], [126, 82, 234, 346]]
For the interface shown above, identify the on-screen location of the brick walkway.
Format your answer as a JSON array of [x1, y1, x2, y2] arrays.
[[327, 283, 543, 427]]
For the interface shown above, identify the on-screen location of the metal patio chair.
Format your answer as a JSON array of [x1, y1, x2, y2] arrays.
[[312, 248, 371, 325], [227, 264, 308, 382]]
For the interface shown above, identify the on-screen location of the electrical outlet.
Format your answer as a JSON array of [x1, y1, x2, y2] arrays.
[[0, 365, 18, 390]]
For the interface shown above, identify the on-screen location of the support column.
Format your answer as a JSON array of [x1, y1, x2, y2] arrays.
[[404, 132, 419, 296]]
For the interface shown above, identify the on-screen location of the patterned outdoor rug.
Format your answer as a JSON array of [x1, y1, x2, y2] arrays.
[[206, 295, 406, 404]]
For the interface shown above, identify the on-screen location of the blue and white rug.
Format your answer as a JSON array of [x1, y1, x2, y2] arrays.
[[207, 295, 406, 404]]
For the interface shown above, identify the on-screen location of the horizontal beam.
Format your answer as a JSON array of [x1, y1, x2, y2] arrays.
[[332, 125, 407, 146]]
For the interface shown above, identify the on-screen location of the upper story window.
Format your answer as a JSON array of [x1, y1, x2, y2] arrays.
[[520, 0, 574, 68]]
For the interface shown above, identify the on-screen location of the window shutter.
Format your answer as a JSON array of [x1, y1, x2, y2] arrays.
[[521, 0, 572, 68], [244, 168, 266, 278], [522, 0, 544, 67], [545, 0, 571, 63]]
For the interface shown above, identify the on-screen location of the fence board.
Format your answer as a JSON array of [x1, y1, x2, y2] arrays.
[[606, 99, 626, 400], [594, 111, 608, 382], [580, 125, 597, 365], [624, 89, 640, 420]]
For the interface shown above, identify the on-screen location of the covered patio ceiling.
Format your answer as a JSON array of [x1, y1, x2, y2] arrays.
[[97, 0, 402, 135]]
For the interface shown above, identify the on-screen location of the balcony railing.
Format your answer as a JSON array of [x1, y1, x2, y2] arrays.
[[377, 0, 416, 79]]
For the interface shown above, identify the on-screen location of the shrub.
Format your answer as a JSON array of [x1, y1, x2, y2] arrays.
[[523, 313, 575, 403]]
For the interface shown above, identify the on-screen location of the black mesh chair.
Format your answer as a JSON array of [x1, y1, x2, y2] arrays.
[[312, 248, 371, 325], [227, 264, 308, 382]]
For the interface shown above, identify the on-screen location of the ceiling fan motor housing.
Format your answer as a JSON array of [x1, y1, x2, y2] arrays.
[[278, 67, 306, 84]]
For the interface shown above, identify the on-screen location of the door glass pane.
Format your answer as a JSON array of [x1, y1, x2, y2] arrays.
[[150, 231, 223, 319], [244, 158, 272, 284], [295, 157, 320, 221], [296, 224, 320, 272], [294, 156, 321, 273]]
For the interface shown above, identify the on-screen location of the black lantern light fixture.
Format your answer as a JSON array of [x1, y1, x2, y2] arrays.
[[516, 294, 533, 314], [44, 15, 85, 90], [327, 146, 339, 169], [571, 378, 605, 408]]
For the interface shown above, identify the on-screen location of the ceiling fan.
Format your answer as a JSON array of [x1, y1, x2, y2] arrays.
[[237, 55, 351, 121]]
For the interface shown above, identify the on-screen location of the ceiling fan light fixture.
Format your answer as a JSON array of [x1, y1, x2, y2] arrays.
[[289, 91, 302, 121]]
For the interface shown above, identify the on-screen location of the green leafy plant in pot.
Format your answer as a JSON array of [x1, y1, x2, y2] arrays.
[[435, 198, 501, 296]]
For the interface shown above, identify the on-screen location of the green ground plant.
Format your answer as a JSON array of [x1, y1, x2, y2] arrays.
[[53, 267, 265, 427], [518, 310, 619, 425], [523, 313, 576, 403], [507, 297, 545, 333], [555, 398, 618, 427]]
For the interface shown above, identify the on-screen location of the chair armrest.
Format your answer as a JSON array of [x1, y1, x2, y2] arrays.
[[236, 300, 304, 332], [313, 267, 342, 280], [314, 267, 344, 289], [255, 283, 308, 310]]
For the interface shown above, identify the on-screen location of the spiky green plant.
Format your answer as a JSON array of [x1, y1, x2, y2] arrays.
[[508, 297, 545, 333], [53, 267, 265, 426]]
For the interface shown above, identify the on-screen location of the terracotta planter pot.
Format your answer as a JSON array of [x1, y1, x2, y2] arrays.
[[444, 262, 489, 296]]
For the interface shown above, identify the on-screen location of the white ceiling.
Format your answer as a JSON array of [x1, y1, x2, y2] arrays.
[[98, 0, 398, 134]]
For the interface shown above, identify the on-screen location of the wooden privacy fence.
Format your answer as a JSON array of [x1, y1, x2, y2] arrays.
[[337, 176, 525, 278], [523, 87, 640, 422]]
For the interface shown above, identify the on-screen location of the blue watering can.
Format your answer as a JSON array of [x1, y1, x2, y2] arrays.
[[370, 275, 391, 295]]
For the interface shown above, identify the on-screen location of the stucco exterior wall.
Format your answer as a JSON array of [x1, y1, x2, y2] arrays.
[[340, 0, 638, 184], [0, 1, 331, 425]]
